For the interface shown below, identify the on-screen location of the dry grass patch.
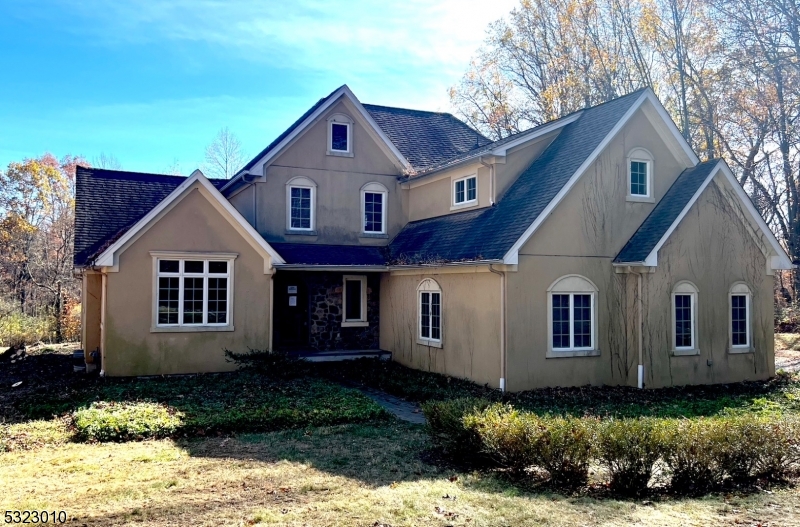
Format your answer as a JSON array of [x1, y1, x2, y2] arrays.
[[2, 423, 800, 526], [777, 333, 800, 351]]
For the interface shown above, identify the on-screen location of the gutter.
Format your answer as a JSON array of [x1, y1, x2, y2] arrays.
[[272, 259, 508, 272], [488, 264, 507, 392]]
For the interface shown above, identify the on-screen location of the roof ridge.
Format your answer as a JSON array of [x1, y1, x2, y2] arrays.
[[77, 166, 226, 182]]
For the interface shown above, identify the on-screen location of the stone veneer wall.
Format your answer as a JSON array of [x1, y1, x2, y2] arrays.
[[307, 273, 380, 350]]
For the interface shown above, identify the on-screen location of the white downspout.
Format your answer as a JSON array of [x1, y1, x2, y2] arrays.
[[100, 271, 107, 377], [489, 264, 506, 392], [479, 157, 495, 205]]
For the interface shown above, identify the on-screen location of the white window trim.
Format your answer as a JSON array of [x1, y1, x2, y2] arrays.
[[729, 282, 753, 353], [150, 251, 236, 333], [286, 176, 317, 233], [452, 174, 478, 208], [360, 182, 388, 236], [327, 113, 354, 157], [342, 275, 368, 327], [626, 147, 655, 203], [546, 275, 599, 358], [417, 278, 443, 348], [672, 281, 699, 356]]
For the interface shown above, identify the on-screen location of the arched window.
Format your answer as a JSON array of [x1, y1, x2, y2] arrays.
[[360, 182, 388, 235], [627, 147, 654, 201], [286, 176, 317, 232], [547, 275, 598, 355], [672, 281, 699, 354], [327, 113, 353, 156], [730, 282, 752, 351], [417, 278, 442, 348]]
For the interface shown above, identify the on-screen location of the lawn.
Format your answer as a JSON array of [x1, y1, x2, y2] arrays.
[[3, 423, 800, 526], [3, 344, 800, 525]]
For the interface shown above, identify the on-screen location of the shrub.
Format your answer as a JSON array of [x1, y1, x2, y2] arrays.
[[532, 416, 597, 489], [662, 418, 726, 494], [0, 311, 53, 346], [463, 403, 541, 473], [752, 415, 800, 480], [73, 401, 184, 442], [422, 398, 491, 459], [596, 417, 667, 496]]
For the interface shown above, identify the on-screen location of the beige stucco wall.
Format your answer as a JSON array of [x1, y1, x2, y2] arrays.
[[102, 186, 272, 376], [81, 272, 102, 360], [406, 164, 490, 222], [247, 99, 406, 245], [503, 108, 772, 390], [494, 131, 559, 201], [380, 270, 502, 388]]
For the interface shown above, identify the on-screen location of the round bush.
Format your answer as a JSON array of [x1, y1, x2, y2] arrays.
[[597, 417, 667, 496], [73, 401, 184, 442]]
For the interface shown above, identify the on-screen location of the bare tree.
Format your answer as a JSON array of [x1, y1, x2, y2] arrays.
[[204, 127, 246, 179], [93, 152, 122, 170]]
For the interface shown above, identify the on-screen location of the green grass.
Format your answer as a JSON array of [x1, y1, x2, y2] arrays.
[[2, 370, 387, 449]]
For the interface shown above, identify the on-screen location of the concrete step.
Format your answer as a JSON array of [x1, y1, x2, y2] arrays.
[[288, 349, 391, 362]]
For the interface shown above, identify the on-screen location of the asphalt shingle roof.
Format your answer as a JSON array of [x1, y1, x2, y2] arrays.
[[269, 243, 387, 267], [363, 104, 491, 171], [389, 89, 647, 264], [73, 167, 226, 267], [614, 160, 720, 264]]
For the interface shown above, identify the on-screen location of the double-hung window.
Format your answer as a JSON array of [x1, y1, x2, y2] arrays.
[[154, 255, 233, 329], [672, 282, 698, 354], [730, 283, 751, 351], [547, 275, 598, 356], [286, 177, 316, 232], [361, 182, 388, 235], [453, 175, 477, 205], [417, 279, 442, 347]]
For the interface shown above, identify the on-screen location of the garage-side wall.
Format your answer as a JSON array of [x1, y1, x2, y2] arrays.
[[380, 270, 502, 388], [103, 187, 272, 376]]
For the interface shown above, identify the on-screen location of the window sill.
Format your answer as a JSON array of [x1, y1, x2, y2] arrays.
[[417, 338, 443, 349], [151, 325, 234, 333], [360, 232, 388, 239], [285, 229, 317, 236], [546, 349, 600, 358], [729, 346, 754, 354], [626, 195, 655, 203], [672, 348, 700, 356], [450, 201, 478, 212], [341, 320, 369, 328], [327, 150, 354, 158]]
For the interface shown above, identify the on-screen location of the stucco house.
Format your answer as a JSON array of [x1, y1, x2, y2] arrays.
[[73, 85, 792, 391]]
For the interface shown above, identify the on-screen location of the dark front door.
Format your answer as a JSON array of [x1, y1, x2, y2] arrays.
[[274, 277, 308, 349]]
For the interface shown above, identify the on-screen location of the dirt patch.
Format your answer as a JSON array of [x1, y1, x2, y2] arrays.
[[776, 348, 800, 373], [0, 343, 88, 422]]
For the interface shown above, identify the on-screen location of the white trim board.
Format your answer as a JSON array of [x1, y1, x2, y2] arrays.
[[94, 170, 285, 271], [502, 89, 700, 265], [221, 85, 411, 193], [640, 161, 792, 269]]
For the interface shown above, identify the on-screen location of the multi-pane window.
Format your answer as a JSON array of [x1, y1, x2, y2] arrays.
[[731, 295, 748, 346], [551, 293, 594, 350], [290, 187, 312, 229], [674, 294, 693, 348], [331, 123, 349, 152], [364, 192, 384, 233], [454, 175, 477, 205], [630, 160, 648, 196], [420, 291, 442, 342], [156, 258, 230, 327]]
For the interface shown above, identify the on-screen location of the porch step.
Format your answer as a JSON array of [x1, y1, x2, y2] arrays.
[[289, 349, 391, 362]]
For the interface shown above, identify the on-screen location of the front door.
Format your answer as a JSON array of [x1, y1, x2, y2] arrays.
[[274, 277, 309, 349]]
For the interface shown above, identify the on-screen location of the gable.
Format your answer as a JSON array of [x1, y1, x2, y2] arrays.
[[73, 167, 227, 267], [94, 173, 283, 271], [520, 106, 693, 258], [268, 98, 401, 176]]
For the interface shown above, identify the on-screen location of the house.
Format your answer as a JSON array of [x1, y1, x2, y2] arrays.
[[73, 85, 793, 391]]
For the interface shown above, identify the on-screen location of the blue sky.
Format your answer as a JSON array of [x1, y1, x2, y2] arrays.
[[0, 0, 516, 175]]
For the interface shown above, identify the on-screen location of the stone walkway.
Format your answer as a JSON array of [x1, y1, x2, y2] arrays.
[[347, 383, 426, 424]]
